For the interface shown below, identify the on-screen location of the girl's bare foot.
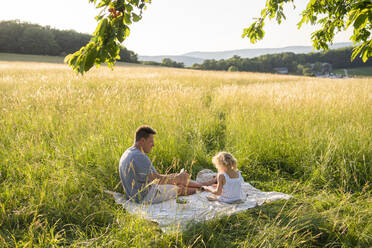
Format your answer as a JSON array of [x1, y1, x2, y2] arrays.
[[201, 176, 217, 186], [206, 195, 218, 201]]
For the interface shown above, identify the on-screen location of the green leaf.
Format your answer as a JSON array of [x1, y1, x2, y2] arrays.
[[95, 15, 104, 21], [124, 13, 132, 25], [362, 49, 368, 62], [132, 13, 141, 22], [124, 4, 133, 12], [94, 18, 108, 36], [64, 54, 73, 64], [347, 11, 357, 27], [96, 1, 108, 8], [351, 43, 366, 61], [353, 14, 368, 29], [84, 46, 98, 71]]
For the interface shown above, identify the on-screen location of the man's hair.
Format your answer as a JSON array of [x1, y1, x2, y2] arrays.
[[135, 125, 157, 142]]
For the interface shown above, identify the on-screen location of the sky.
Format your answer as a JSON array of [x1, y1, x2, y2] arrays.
[[0, 0, 352, 56]]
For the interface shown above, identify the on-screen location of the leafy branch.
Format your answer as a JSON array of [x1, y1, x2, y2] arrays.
[[64, 0, 151, 74], [242, 0, 372, 62]]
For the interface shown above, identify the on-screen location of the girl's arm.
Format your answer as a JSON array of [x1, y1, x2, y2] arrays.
[[205, 173, 225, 195]]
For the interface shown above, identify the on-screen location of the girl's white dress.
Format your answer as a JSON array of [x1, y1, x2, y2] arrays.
[[217, 171, 244, 203]]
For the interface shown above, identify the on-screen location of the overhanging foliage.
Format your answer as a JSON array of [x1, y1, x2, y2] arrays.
[[66, 0, 371, 74], [243, 0, 372, 63]]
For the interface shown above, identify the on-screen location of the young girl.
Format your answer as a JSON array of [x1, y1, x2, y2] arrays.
[[203, 152, 244, 203]]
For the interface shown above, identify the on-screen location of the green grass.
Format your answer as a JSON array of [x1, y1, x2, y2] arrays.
[[333, 66, 372, 77], [0, 62, 371, 247], [0, 52, 65, 63], [0, 53, 143, 67]]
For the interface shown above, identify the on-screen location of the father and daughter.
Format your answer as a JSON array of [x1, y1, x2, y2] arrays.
[[119, 126, 245, 204]]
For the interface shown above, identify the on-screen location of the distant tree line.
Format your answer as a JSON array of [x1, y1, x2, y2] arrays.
[[141, 58, 184, 68], [0, 20, 138, 63], [191, 48, 372, 75]]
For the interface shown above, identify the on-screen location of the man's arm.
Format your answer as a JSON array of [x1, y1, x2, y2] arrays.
[[148, 171, 189, 185]]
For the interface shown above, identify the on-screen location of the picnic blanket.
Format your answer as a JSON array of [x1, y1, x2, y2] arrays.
[[104, 169, 292, 232]]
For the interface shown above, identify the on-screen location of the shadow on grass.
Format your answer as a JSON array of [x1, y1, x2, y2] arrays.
[[152, 198, 370, 248]]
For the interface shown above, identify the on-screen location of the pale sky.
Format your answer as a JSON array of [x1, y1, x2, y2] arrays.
[[0, 0, 352, 56]]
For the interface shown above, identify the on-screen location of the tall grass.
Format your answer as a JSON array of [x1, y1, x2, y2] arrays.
[[0, 61, 371, 247]]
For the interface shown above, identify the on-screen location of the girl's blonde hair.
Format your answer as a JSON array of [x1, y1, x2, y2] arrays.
[[212, 152, 237, 171]]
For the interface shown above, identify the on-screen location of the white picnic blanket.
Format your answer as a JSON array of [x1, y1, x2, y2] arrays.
[[105, 169, 292, 232]]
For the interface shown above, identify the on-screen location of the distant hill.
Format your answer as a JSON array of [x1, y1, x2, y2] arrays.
[[0, 20, 138, 63], [183, 42, 353, 60], [139, 42, 353, 66], [138, 55, 204, 67]]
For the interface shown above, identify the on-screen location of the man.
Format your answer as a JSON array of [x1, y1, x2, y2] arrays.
[[119, 125, 204, 204]]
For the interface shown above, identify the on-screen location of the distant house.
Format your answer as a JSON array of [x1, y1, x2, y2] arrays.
[[311, 62, 333, 76], [273, 67, 288, 74], [313, 62, 343, 78], [322, 63, 332, 74]]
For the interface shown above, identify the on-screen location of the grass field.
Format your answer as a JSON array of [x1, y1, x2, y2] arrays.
[[0, 61, 371, 247], [333, 66, 372, 77], [0, 53, 142, 67], [0, 53, 65, 64]]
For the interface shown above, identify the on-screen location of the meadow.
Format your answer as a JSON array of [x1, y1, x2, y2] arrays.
[[333, 66, 372, 77], [0, 61, 371, 247]]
